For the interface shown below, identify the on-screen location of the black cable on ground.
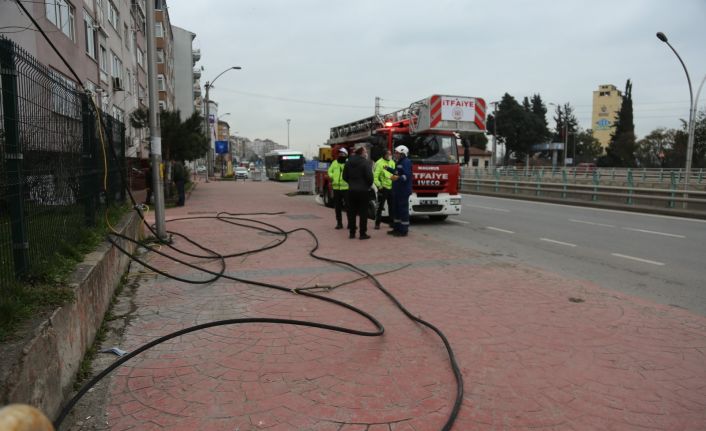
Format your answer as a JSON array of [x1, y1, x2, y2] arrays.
[[15, 4, 464, 429]]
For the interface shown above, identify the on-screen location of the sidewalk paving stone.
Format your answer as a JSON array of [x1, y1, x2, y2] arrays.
[[67, 180, 706, 430]]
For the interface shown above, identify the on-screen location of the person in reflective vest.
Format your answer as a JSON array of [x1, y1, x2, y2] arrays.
[[386, 145, 412, 237], [327, 148, 349, 229], [373, 150, 395, 230]]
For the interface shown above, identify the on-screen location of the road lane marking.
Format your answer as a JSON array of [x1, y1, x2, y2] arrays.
[[486, 226, 515, 234], [448, 219, 470, 224], [540, 238, 577, 247], [465, 204, 511, 213], [622, 227, 685, 238], [611, 253, 665, 266], [463, 194, 706, 223], [569, 219, 615, 228]]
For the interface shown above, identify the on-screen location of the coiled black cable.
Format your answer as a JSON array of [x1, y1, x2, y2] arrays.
[[13, 3, 464, 428]]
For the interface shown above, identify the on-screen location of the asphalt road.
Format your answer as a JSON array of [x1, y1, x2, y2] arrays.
[[412, 194, 706, 316]]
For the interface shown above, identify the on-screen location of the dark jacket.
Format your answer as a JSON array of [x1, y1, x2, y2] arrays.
[[388, 156, 413, 196], [342, 154, 373, 192]]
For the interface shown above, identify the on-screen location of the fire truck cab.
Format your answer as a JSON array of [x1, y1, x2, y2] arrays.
[[316, 95, 486, 220]]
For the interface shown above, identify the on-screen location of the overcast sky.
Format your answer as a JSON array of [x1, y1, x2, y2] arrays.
[[168, 0, 706, 157]]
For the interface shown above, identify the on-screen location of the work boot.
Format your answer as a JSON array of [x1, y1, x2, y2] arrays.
[[392, 231, 408, 237], [387, 230, 397, 235], [335, 223, 343, 230], [349, 232, 356, 239], [359, 234, 371, 240]]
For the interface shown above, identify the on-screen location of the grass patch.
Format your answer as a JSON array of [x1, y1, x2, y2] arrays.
[[74, 273, 128, 388], [0, 204, 129, 342]]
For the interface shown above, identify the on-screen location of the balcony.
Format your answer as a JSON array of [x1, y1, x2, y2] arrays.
[[193, 68, 201, 79], [192, 49, 201, 62], [193, 86, 201, 97]]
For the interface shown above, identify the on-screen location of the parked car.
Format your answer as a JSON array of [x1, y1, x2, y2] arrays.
[[235, 167, 249, 179]]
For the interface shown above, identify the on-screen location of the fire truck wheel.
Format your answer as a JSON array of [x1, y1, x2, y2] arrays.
[[430, 215, 448, 221]]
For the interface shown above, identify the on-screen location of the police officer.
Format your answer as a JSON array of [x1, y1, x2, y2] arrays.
[[387, 145, 412, 237], [327, 148, 349, 229], [373, 150, 395, 230]]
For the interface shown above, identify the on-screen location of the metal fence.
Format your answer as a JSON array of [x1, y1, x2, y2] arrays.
[[0, 37, 126, 287]]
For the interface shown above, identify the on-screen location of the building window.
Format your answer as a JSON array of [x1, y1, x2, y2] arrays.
[[49, 68, 79, 119], [155, 0, 164, 10], [112, 106, 124, 122], [111, 52, 123, 80], [99, 45, 108, 82], [471, 158, 479, 167], [157, 74, 165, 91], [156, 49, 164, 63], [83, 11, 96, 59], [108, 1, 119, 30], [484, 160, 489, 168], [155, 22, 163, 38], [46, 0, 75, 41], [158, 100, 166, 111]]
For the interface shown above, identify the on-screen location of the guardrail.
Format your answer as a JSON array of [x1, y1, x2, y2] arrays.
[[460, 168, 706, 218], [463, 166, 705, 188]]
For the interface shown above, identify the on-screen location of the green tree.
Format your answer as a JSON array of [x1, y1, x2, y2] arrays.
[[668, 109, 706, 169], [604, 79, 636, 166], [130, 108, 209, 162], [552, 103, 578, 142], [635, 128, 674, 168], [530, 94, 550, 142], [573, 129, 603, 163], [495, 93, 532, 163]]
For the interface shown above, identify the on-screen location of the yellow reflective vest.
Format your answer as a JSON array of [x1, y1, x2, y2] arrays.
[[374, 158, 396, 190], [327, 160, 349, 190]]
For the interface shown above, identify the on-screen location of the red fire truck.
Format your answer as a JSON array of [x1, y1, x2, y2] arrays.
[[315, 95, 486, 220]]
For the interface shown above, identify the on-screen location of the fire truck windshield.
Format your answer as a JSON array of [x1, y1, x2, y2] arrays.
[[393, 133, 458, 164]]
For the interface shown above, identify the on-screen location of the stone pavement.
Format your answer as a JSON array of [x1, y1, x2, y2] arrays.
[[69, 180, 706, 430]]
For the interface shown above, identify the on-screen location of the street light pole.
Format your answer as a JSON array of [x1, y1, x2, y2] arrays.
[[490, 102, 498, 169], [286, 118, 291, 149], [203, 66, 242, 181], [657, 32, 695, 208]]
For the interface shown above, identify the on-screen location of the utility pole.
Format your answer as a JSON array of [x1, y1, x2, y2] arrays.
[[490, 101, 499, 169], [146, 0, 166, 239], [203, 82, 212, 182], [375, 96, 381, 116], [286, 118, 291, 148]]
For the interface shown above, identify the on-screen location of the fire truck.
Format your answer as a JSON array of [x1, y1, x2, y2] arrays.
[[315, 94, 486, 220]]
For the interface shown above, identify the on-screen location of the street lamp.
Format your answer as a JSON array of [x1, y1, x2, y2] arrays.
[[656, 32, 696, 207], [204, 66, 242, 181], [286, 118, 291, 149], [548, 102, 568, 169], [489, 101, 499, 169]]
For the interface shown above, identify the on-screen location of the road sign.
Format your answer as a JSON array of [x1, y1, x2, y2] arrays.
[[215, 140, 228, 154]]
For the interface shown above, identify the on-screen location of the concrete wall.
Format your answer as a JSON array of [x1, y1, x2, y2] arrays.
[[172, 25, 196, 119], [0, 212, 143, 419]]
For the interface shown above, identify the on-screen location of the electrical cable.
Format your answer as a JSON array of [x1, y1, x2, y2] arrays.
[[15, 3, 465, 429]]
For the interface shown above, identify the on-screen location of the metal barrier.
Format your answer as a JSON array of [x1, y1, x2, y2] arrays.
[[297, 172, 316, 194], [461, 177, 706, 217], [250, 169, 263, 181], [0, 36, 126, 287]]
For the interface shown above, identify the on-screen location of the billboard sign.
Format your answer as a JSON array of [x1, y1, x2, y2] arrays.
[[215, 140, 229, 154]]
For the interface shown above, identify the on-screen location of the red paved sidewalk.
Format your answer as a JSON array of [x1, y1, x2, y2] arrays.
[[86, 181, 706, 430]]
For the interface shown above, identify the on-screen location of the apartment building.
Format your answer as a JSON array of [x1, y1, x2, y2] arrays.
[[592, 84, 623, 149], [172, 26, 201, 119], [154, 0, 174, 112]]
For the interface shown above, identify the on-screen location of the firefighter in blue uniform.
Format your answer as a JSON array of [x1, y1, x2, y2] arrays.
[[387, 145, 412, 237]]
